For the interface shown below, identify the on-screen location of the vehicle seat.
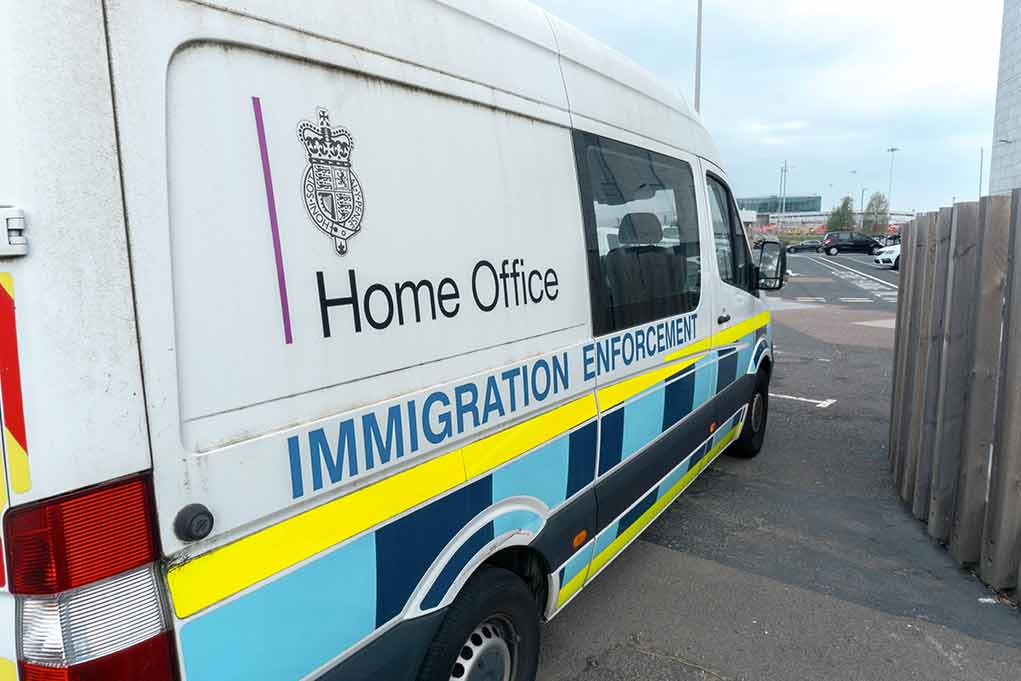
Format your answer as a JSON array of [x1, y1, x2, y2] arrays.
[[604, 213, 676, 326]]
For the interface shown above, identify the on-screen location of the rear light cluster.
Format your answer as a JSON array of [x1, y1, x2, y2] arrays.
[[5, 475, 177, 680]]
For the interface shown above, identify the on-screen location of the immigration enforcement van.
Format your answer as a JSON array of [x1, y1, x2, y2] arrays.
[[0, 1, 786, 679]]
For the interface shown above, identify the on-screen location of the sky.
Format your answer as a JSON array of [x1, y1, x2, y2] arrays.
[[530, 0, 1004, 213]]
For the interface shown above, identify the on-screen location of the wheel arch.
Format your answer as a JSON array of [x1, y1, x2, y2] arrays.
[[403, 497, 553, 620]]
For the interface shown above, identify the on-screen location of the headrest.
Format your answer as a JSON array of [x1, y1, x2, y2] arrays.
[[618, 213, 663, 245]]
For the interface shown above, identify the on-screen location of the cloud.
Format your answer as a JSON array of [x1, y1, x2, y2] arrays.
[[530, 0, 1003, 211]]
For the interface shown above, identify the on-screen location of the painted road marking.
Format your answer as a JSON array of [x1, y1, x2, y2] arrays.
[[796, 297, 826, 302], [855, 318, 897, 329], [806, 256, 899, 290], [839, 298, 874, 303], [770, 393, 837, 409]]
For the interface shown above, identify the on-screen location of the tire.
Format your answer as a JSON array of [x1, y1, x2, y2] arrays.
[[870, 247, 880, 256], [826, 246, 839, 256], [417, 567, 540, 681], [787, 246, 796, 254], [893, 257, 900, 271], [727, 370, 770, 459]]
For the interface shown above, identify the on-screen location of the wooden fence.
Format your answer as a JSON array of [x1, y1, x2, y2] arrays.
[[888, 192, 1021, 592]]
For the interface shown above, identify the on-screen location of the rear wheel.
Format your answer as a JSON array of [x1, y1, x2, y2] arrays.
[[728, 370, 770, 459], [417, 567, 540, 681], [826, 246, 839, 256], [787, 246, 796, 254]]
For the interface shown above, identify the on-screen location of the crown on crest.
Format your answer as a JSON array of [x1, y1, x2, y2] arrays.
[[298, 108, 353, 168]]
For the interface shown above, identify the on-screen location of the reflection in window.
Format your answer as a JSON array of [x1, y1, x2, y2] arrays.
[[575, 133, 702, 335], [707, 175, 751, 291]]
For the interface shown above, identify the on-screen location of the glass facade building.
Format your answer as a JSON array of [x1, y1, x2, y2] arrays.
[[736, 195, 822, 214]]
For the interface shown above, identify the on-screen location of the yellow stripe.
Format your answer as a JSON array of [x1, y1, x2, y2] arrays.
[[0, 658, 16, 681], [5, 429, 30, 493], [556, 562, 589, 607], [168, 450, 465, 618], [588, 425, 740, 578], [462, 394, 597, 478], [662, 336, 713, 364], [0, 273, 12, 301], [714, 311, 771, 348], [597, 354, 705, 412], [170, 394, 598, 619]]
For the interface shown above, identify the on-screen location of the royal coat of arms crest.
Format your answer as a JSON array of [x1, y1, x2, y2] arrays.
[[297, 108, 365, 256]]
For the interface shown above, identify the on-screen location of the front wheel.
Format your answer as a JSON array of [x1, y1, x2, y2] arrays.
[[826, 246, 839, 256], [893, 256, 900, 271], [417, 567, 540, 681], [728, 370, 770, 459]]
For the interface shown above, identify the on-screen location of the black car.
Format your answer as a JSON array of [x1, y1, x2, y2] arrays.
[[786, 239, 822, 254], [821, 231, 882, 256]]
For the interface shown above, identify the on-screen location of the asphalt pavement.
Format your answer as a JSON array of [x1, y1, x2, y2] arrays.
[[537, 254, 1021, 681]]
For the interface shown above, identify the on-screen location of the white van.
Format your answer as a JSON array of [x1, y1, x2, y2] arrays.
[[0, 2, 785, 680]]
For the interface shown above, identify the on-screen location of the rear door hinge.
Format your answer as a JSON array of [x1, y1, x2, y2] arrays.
[[0, 207, 28, 257]]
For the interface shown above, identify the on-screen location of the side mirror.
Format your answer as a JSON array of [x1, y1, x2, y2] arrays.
[[756, 240, 786, 291]]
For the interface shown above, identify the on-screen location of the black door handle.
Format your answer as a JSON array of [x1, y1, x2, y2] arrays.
[[718, 314, 731, 325]]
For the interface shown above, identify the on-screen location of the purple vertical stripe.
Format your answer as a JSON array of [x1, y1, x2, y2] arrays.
[[252, 96, 294, 345]]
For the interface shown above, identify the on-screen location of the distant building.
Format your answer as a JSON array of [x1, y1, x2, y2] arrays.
[[754, 211, 915, 234], [990, 0, 1021, 194], [736, 195, 822, 214]]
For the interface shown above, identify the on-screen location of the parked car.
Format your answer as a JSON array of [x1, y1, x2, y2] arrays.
[[821, 231, 883, 256], [786, 239, 822, 253], [874, 244, 901, 270]]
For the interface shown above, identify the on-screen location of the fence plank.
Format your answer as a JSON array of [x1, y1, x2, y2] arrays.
[[895, 215, 931, 494], [893, 218, 922, 490], [928, 203, 980, 541], [901, 214, 937, 504], [980, 190, 1021, 590], [951, 196, 1011, 565], [889, 221, 917, 472], [913, 207, 954, 520]]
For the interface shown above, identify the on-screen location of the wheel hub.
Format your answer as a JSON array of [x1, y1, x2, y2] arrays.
[[450, 618, 516, 681], [751, 392, 765, 433]]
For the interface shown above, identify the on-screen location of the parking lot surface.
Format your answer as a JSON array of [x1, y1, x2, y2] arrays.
[[537, 254, 1021, 681]]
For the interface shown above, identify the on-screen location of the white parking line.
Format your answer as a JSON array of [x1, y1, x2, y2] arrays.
[[839, 298, 874, 303], [770, 393, 837, 409], [806, 256, 899, 290]]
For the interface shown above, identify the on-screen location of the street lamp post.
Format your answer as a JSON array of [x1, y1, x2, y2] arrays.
[[860, 187, 868, 231], [694, 0, 703, 113], [886, 147, 900, 208]]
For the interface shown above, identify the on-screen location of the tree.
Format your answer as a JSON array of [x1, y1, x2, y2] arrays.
[[827, 196, 856, 231], [863, 192, 890, 234]]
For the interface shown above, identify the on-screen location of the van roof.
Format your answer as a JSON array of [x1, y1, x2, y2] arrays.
[[237, 0, 721, 167], [453, 0, 721, 165]]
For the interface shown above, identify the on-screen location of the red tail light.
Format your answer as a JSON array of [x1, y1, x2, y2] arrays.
[[5, 476, 159, 595], [19, 632, 175, 681], [6, 474, 177, 680]]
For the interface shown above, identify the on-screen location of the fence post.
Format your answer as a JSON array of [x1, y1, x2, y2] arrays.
[[928, 203, 980, 541], [889, 221, 917, 472], [900, 214, 936, 504], [951, 196, 1012, 565], [913, 207, 954, 520], [980, 190, 1021, 590]]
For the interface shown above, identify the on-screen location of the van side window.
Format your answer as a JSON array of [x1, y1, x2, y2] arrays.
[[707, 174, 752, 291], [573, 132, 702, 336]]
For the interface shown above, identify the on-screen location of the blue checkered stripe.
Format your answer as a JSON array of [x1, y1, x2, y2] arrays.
[[178, 421, 599, 681]]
